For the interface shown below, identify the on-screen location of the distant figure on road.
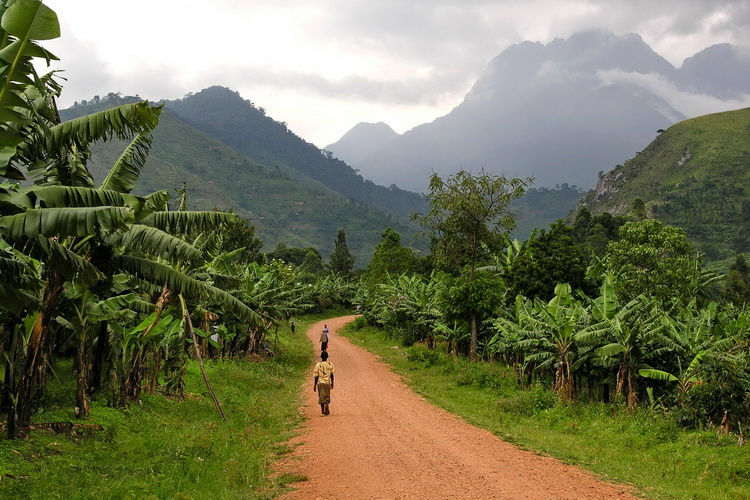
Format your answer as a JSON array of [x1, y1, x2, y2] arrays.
[[313, 350, 335, 415], [290, 319, 296, 333], [320, 324, 330, 351]]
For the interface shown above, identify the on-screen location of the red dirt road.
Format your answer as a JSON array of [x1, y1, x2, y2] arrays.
[[283, 316, 633, 499]]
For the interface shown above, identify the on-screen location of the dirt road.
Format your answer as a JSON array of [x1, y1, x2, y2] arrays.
[[283, 316, 633, 499]]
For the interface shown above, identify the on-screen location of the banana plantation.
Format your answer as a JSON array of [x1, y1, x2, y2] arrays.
[[356, 201, 750, 432], [0, 0, 354, 440]]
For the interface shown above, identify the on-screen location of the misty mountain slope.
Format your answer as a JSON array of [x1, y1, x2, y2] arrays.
[[325, 122, 399, 166], [578, 107, 750, 259], [339, 31, 749, 192], [60, 99, 421, 262], [677, 44, 750, 98], [166, 87, 426, 219]]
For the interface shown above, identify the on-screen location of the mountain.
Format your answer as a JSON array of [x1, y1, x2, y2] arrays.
[[166, 87, 425, 219], [325, 122, 398, 167], [676, 44, 750, 98], [577, 107, 750, 259], [60, 97, 422, 263], [337, 31, 750, 193]]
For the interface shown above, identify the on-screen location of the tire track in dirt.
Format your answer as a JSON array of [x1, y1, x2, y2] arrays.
[[281, 316, 633, 499]]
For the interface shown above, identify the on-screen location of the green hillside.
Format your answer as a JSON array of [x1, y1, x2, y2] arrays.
[[578, 107, 750, 259], [512, 185, 583, 239], [167, 86, 427, 220], [61, 98, 421, 262]]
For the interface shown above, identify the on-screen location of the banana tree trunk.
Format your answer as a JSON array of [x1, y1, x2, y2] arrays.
[[616, 359, 638, 407], [11, 273, 64, 439], [75, 331, 90, 418], [90, 322, 109, 392], [179, 295, 226, 421], [120, 286, 172, 404], [469, 311, 478, 361], [555, 354, 575, 401]]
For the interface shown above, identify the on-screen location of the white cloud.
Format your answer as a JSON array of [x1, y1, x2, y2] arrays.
[[596, 69, 750, 119]]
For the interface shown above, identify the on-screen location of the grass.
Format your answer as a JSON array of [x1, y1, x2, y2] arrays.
[[0, 311, 344, 499], [342, 322, 750, 500]]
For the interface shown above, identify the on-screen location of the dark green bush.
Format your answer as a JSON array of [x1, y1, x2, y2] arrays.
[[352, 316, 367, 330], [406, 345, 442, 367], [496, 384, 556, 416], [674, 358, 750, 429]]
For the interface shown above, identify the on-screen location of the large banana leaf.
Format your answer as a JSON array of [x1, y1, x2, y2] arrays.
[[1, 0, 60, 40], [0, 206, 132, 239], [7, 185, 145, 211], [113, 254, 261, 324], [140, 210, 236, 234], [638, 368, 678, 382], [40, 102, 161, 155], [0, 251, 28, 281], [9, 235, 100, 281], [117, 224, 204, 263], [0, 0, 61, 177], [94, 293, 154, 316], [100, 132, 152, 193]]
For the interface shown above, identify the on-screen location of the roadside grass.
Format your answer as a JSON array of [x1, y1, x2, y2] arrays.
[[343, 323, 750, 500], [0, 311, 344, 499]]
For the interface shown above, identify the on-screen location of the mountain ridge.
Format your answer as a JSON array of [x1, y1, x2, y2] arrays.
[[60, 96, 423, 263], [331, 30, 750, 193]]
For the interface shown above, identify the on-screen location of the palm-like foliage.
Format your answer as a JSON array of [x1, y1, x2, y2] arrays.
[[639, 301, 738, 393], [515, 284, 588, 400], [577, 276, 663, 406]]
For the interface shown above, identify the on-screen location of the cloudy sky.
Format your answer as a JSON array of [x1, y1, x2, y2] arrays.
[[44, 0, 750, 146]]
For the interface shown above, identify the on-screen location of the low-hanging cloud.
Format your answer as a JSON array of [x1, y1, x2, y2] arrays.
[[596, 68, 750, 119]]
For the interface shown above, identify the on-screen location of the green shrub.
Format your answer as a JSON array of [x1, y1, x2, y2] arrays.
[[352, 316, 367, 330], [674, 358, 750, 429], [496, 384, 556, 416], [452, 360, 517, 392], [406, 345, 442, 367]]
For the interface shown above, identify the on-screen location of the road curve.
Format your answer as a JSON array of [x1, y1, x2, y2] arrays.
[[282, 315, 633, 499]]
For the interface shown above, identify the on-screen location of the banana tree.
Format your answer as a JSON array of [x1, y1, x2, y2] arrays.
[[55, 282, 153, 417], [640, 301, 735, 394], [518, 283, 589, 400], [578, 275, 664, 407]]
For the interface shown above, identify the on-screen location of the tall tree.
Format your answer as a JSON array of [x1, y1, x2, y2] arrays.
[[328, 228, 355, 275], [364, 228, 415, 285], [505, 221, 593, 301], [604, 219, 700, 305], [412, 169, 530, 360]]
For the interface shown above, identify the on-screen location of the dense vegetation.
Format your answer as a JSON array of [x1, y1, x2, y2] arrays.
[[355, 169, 750, 433], [579, 107, 750, 259], [0, 318, 314, 498], [344, 324, 750, 499], [1, 1, 748, 497]]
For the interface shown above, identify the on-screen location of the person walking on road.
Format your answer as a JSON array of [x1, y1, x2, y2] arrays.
[[320, 324, 330, 351], [313, 351, 335, 415]]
